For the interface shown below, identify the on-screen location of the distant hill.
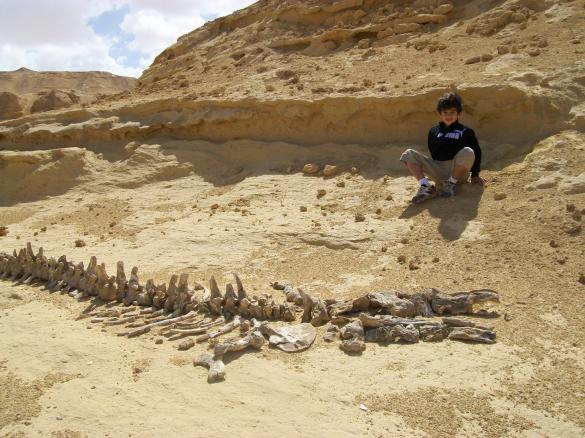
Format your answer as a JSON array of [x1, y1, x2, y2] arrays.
[[0, 68, 136, 120]]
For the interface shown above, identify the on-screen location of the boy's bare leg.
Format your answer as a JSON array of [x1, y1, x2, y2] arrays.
[[404, 162, 425, 180], [451, 164, 469, 182]]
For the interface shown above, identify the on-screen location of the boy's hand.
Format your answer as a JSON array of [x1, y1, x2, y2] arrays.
[[471, 176, 487, 186]]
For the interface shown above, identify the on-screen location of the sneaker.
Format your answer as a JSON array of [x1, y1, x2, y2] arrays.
[[411, 184, 436, 203], [439, 180, 456, 197]]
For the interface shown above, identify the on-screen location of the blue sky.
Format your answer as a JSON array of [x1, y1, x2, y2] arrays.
[[0, 0, 256, 77]]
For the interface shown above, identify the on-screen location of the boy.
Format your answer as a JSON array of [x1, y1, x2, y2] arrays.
[[400, 92, 486, 203]]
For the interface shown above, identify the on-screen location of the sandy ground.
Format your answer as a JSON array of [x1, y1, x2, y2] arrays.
[[1, 1, 585, 436], [1, 130, 585, 437]]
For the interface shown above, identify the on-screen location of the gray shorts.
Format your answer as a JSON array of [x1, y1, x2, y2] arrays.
[[399, 147, 475, 185]]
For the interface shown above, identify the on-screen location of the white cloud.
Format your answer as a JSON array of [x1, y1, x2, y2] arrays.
[[0, 0, 256, 78], [120, 1, 255, 69], [120, 9, 204, 58]]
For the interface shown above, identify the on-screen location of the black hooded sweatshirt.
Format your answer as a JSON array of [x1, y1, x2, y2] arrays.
[[427, 121, 482, 177]]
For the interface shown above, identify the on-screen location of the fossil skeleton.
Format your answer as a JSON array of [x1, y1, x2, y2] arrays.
[[0, 243, 500, 382]]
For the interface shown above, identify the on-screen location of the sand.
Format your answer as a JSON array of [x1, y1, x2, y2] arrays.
[[1, 0, 585, 436]]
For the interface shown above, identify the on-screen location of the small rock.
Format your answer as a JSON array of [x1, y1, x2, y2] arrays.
[[154, 337, 163, 344], [210, 203, 219, 210], [109, 221, 116, 227], [357, 39, 371, 49], [323, 164, 338, 177], [504, 312, 513, 321], [465, 55, 481, 64], [350, 166, 359, 175], [9, 293, 22, 300], [433, 3, 454, 15], [317, 189, 327, 199], [480, 53, 493, 62], [303, 163, 321, 174], [397, 255, 406, 264], [432, 257, 440, 263], [34, 232, 38, 236], [400, 237, 409, 244], [355, 213, 366, 222], [359, 404, 368, 412], [74, 239, 86, 248], [579, 274, 585, 285], [375, 208, 382, 215], [528, 48, 540, 57], [494, 193, 507, 201], [549, 240, 559, 248], [564, 224, 582, 235], [40, 226, 47, 232], [497, 45, 510, 55], [300, 206, 308, 212], [0, 226, 7, 237], [336, 180, 346, 188], [381, 245, 388, 253], [408, 260, 419, 270], [566, 203, 576, 212], [385, 194, 393, 201], [323, 325, 339, 342]]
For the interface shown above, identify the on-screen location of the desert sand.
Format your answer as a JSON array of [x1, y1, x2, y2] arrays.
[[1, 0, 585, 437]]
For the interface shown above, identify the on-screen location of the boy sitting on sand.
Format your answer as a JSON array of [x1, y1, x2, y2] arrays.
[[400, 92, 486, 203]]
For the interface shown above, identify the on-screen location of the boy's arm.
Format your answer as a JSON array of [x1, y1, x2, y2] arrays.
[[464, 128, 482, 177]]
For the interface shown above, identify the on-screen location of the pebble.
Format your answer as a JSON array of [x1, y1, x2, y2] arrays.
[[397, 255, 406, 264], [494, 193, 507, 200], [355, 213, 366, 222], [336, 180, 346, 188], [385, 194, 393, 201], [302, 163, 320, 174], [300, 206, 308, 212], [154, 337, 164, 345], [317, 189, 327, 199], [323, 164, 338, 177], [74, 239, 86, 248], [381, 245, 388, 252], [549, 240, 559, 248], [465, 55, 481, 64]]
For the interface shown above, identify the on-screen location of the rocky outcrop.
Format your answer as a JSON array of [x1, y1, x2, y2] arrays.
[[30, 90, 81, 114], [0, 92, 23, 120]]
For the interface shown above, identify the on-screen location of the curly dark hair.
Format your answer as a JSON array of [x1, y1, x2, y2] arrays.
[[436, 92, 463, 113]]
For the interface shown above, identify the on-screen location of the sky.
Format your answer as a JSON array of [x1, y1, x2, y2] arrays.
[[0, 0, 256, 78]]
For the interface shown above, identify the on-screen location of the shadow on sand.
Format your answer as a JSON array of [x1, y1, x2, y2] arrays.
[[399, 184, 485, 241]]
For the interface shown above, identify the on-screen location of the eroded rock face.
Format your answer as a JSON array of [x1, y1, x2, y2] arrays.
[[30, 90, 80, 114], [0, 92, 23, 120]]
